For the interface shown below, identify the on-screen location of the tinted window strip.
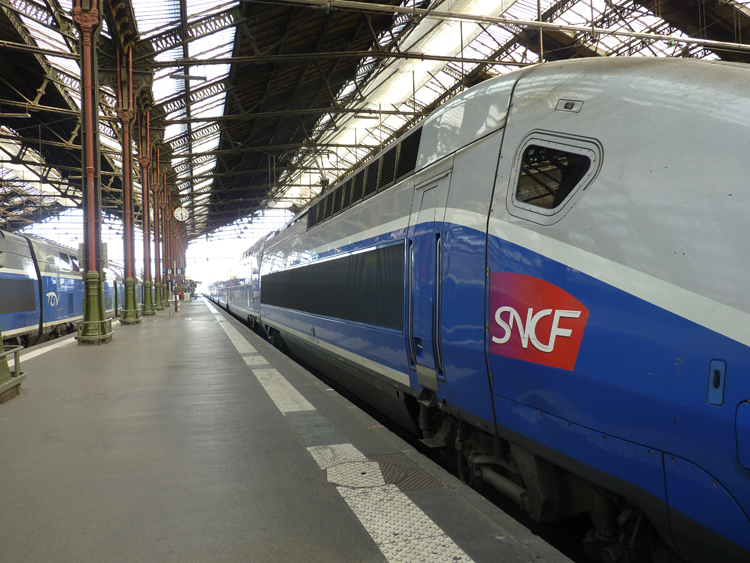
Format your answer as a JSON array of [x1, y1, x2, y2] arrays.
[[261, 242, 404, 331]]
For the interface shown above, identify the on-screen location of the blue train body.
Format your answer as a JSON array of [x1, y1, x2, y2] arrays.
[[209, 58, 750, 563], [0, 230, 130, 344]]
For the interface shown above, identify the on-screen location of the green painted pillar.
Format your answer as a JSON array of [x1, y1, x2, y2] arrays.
[[78, 271, 113, 344], [143, 280, 155, 316], [121, 277, 140, 324], [73, 1, 112, 345], [155, 282, 164, 310]]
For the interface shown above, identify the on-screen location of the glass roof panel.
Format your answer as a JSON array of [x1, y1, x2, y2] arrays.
[[273, 0, 740, 212]]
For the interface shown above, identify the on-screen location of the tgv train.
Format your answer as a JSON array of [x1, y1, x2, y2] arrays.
[[0, 229, 128, 344], [208, 58, 750, 563]]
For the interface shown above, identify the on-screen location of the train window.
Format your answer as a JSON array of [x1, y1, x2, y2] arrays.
[[379, 146, 397, 190], [305, 127, 422, 232], [332, 186, 343, 215], [364, 160, 379, 199], [396, 127, 422, 180], [352, 170, 365, 203], [0, 278, 36, 314], [342, 179, 352, 209], [261, 242, 404, 331], [516, 146, 591, 209], [56, 253, 71, 271], [307, 207, 317, 229], [70, 256, 80, 272], [509, 133, 602, 224], [323, 193, 333, 219]]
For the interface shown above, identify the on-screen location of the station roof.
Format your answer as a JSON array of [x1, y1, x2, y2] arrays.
[[1, 0, 749, 241]]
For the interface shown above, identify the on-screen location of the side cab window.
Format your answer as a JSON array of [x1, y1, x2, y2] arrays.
[[507, 131, 602, 225], [56, 253, 72, 272]]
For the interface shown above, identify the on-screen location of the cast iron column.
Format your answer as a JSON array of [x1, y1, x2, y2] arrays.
[[161, 174, 169, 306], [138, 110, 155, 315], [116, 45, 140, 324], [73, 0, 112, 344], [152, 148, 163, 310], [166, 190, 174, 306]]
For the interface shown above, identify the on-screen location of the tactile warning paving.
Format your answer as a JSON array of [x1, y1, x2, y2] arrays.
[[308, 443, 368, 469], [297, 452, 442, 500], [327, 461, 386, 487], [337, 485, 444, 544], [368, 452, 442, 492], [379, 536, 474, 563]]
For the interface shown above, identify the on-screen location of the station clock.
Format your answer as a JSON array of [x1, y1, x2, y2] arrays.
[[174, 207, 189, 221]]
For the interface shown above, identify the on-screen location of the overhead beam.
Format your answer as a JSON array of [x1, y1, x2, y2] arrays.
[[183, 196, 301, 208], [0, 39, 79, 59], [164, 106, 426, 124], [148, 51, 530, 68], [163, 142, 375, 158]]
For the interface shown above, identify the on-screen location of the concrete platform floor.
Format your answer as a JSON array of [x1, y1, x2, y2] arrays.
[[0, 297, 572, 563]]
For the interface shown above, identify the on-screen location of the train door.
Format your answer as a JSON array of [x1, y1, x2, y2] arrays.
[[407, 170, 451, 392]]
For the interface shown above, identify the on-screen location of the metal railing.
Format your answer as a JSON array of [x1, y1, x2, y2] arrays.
[[120, 307, 143, 322], [0, 344, 24, 380]]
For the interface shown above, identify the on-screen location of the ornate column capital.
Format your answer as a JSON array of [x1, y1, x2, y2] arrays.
[[72, 3, 100, 38]]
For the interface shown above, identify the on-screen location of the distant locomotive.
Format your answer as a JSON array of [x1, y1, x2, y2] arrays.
[[208, 58, 750, 563], [0, 229, 128, 344]]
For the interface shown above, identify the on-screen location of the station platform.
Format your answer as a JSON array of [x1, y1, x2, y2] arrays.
[[0, 297, 572, 563]]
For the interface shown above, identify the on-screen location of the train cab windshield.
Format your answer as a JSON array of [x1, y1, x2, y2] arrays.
[[516, 145, 592, 209]]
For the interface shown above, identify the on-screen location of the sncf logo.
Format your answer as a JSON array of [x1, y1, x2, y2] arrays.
[[489, 273, 589, 371]]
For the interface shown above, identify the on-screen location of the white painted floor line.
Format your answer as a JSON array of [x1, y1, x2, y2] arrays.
[[204, 300, 312, 413], [205, 301, 258, 353], [221, 326, 257, 354], [251, 368, 315, 413], [243, 355, 269, 366]]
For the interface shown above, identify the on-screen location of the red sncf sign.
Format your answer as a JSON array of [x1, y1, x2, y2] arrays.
[[489, 273, 589, 371]]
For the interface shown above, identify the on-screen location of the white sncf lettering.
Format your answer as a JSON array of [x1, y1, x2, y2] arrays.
[[493, 307, 582, 353]]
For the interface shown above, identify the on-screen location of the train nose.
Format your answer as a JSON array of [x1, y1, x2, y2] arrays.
[[737, 401, 750, 470]]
